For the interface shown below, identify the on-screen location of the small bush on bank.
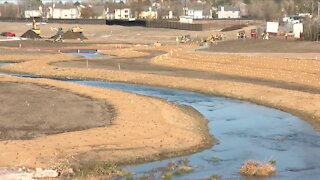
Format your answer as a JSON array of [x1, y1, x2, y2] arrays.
[[240, 160, 276, 176]]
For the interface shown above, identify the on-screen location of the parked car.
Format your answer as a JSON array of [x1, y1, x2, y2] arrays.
[[1, 32, 16, 37]]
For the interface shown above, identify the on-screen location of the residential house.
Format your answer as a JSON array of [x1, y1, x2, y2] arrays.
[[139, 7, 157, 19], [48, 7, 81, 19], [217, 6, 240, 19], [186, 8, 203, 19], [25, 9, 42, 18], [114, 8, 131, 19]]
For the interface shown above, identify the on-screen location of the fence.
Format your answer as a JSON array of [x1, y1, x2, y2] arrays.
[[0, 17, 258, 31], [106, 19, 147, 26]]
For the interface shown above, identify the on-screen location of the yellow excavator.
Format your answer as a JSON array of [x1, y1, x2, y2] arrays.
[[31, 17, 41, 35]]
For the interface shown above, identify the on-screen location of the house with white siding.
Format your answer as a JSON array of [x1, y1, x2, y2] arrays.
[[114, 8, 131, 19], [25, 10, 42, 18], [217, 6, 240, 19], [48, 7, 81, 19]]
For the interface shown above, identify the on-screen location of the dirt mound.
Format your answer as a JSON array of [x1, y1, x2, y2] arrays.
[[64, 30, 88, 39], [20, 30, 41, 39], [50, 30, 88, 40]]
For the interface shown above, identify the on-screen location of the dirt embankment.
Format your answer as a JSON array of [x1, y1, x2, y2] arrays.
[[0, 75, 213, 168]]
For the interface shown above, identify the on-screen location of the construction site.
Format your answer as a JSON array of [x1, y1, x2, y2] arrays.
[[0, 2, 320, 178]]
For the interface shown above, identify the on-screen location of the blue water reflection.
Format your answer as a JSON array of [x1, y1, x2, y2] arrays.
[[72, 80, 320, 180]]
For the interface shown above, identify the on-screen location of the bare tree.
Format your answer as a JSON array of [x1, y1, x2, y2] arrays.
[[81, 6, 97, 18], [0, 2, 19, 17]]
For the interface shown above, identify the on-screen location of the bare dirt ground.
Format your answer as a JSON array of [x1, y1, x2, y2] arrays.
[[0, 82, 114, 140], [0, 22, 254, 44], [0, 75, 212, 168], [54, 49, 320, 95], [204, 39, 320, 53]]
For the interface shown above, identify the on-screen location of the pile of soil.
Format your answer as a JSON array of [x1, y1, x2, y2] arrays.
[[51, 30, 88, 40], [20, 30, 42, 39]]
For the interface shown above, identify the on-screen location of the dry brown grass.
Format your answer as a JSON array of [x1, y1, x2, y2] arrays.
[[240, 160, 276, 176], [0, 53, 74, 62]]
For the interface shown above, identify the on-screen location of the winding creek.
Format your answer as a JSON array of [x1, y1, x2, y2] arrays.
[[73, 80, 320, 180], [1, 55, 320, 179]]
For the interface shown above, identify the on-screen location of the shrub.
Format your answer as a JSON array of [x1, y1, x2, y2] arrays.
[[240, 160, 276, 176]]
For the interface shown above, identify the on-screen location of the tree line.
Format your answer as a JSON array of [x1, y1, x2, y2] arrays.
[[0, 0, 319, 20]]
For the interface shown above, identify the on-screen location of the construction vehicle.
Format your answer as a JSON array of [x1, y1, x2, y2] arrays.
[[238, 30, 246, 39], [31, 17, 41, 35], [251, 29, 257, 38], [71, 26, 83, 33], [180, 35, 191, 43]]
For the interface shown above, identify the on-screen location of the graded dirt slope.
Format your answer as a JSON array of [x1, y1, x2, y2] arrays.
[[0, 82, 114, 140], [0, 75, 212, 168]]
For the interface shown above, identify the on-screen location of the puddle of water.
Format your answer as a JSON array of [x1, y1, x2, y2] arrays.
[[0, 62, 14, 66], [62, 49, 111, 59], [71, 80, 320, 180]]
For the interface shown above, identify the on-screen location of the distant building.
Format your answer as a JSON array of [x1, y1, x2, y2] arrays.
[[186, 8, 203, 19], [179, 16, 193, 24], [115, 8, 131, 19], [48, 7, 81, 19], [139, 7, 157, 19], [25, 10, 42, 18], [108, 0, 128, 3], [217, 6, 240, 19]]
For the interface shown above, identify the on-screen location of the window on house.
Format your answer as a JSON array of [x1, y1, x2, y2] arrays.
[[125, 10, 128, 13]]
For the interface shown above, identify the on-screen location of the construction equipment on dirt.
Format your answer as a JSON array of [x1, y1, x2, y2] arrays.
[[50, 26, 87, 42], [251, 29, 258, 38], [179, 35, 191, 43], [202, 34, 224, 46], [237, 30, 246, 39], [71, 26, 83, 33], [21, 18, 42, 39], [54, 27, 64, 42]]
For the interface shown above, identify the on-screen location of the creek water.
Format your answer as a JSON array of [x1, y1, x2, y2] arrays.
[[1, 57, 320, 179], [72, 80, 320, 180]]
